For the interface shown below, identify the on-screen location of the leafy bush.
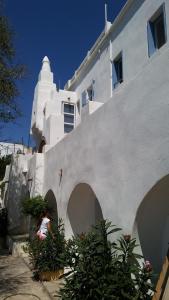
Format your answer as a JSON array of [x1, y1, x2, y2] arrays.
[[0, 181, 5, 199], [0, 208, 7, 236], [59, 220, 154, 300], [0, 155, 11, 180], [26, 220, 66, 273], [22, 195, 47, 218]]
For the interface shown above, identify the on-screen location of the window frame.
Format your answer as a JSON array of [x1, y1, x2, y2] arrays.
[[112, 52, 123, 89], [87, 85, 94, 101], [147, 3, 167, 57], [63, 102, 75, 133]]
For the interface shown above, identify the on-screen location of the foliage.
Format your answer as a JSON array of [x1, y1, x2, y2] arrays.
[[59, 220, 154, 300], [0, 207, 7, 236], [25, 220, 66, 273], [0, 180, 5, 198], [0, 2, 26, 124], [21, 195, 47, 218], [0, 154, 11, 180]]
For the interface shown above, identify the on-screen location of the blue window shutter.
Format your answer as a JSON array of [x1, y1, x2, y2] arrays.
[[147, 22, 156, 56], [112, 62, 117, 89]]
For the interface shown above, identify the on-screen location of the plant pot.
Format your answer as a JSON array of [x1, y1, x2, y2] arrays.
[[39, 269, 64, 281]]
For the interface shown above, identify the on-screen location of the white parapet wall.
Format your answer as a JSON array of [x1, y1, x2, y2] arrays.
[[27, 153, 44, 197], [5, 154, 32, 235]]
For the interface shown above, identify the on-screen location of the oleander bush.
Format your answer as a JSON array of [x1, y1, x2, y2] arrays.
[[59, 220, 154, 300]]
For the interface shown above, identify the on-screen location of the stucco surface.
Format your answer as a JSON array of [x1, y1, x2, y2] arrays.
[[42, 44, 169, 240], [4, 0, 169, 275]]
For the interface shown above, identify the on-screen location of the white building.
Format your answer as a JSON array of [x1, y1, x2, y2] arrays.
[[0, 142, 25, 157], [0, 143, 31, 207], [4, 0, 169, 279]]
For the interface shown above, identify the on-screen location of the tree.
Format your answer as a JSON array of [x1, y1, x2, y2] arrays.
[[0, 1, 25, 124]]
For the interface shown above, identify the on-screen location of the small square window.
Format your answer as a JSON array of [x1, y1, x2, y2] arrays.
[[64, 104, 74, 114], [64, 124, 74, 133], [64, 114, 74, 124], [148, 5, 167, 56], [112, 53, 123, 89]]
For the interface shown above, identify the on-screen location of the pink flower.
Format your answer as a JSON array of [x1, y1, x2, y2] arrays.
[[123, 234, 131, 242], [144, 260, 152, 272]]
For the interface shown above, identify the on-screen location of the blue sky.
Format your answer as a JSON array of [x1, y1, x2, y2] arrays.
[[3, 0, 127, 146]]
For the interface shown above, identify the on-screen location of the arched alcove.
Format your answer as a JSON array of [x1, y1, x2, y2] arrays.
[[67, 183, 103, 235], [135, 175, 169, 274], [44, 190, 58, 224]]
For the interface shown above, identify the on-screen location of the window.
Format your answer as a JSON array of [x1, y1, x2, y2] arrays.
[[148, 5, 167, 57], [87, 85, 94, 101], [112, 53, 123, 89], [81, 84, 94, 108], [63, 103, 75, 133]]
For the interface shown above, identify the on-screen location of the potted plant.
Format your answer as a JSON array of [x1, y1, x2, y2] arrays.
[[25, 220, 66, 281]]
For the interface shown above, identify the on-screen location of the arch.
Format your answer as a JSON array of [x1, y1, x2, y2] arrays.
[[38, 137, 46, 153], [67, 183, 103, 235], [44, 190, 58, 224], [134, 175, 169, 274]]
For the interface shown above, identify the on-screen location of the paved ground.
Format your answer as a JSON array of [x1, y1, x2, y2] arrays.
[[0, 251, 63, 300]]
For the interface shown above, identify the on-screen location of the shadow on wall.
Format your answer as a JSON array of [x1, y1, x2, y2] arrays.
[[44, 189, 58, 224], [134, 174, 169, 275], [38, 138, 46, 153], [67, 183, 103, 236], [5, 162, 30, 235]]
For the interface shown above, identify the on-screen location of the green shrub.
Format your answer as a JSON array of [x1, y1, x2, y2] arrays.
[[22, 195, 47, 218], [0, 155, 11, 181], [59, 220, 154, 300], [26, 220, 66, 273], [0, 208, 8, 236], [0, 182, 5, 199]]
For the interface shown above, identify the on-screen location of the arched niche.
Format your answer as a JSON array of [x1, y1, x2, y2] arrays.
[[44, 190, 58, 224], [135, 175, 169, 274], [67, 183, 103, 235]]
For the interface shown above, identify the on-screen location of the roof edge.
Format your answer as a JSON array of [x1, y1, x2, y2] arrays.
[[64, 0, 134, 90]]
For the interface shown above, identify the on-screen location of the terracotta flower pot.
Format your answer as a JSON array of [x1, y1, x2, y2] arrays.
[[39, 269, 64, 281]]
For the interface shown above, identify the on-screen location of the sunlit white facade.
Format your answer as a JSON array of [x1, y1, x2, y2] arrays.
[[4, 0, 169, 277]]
